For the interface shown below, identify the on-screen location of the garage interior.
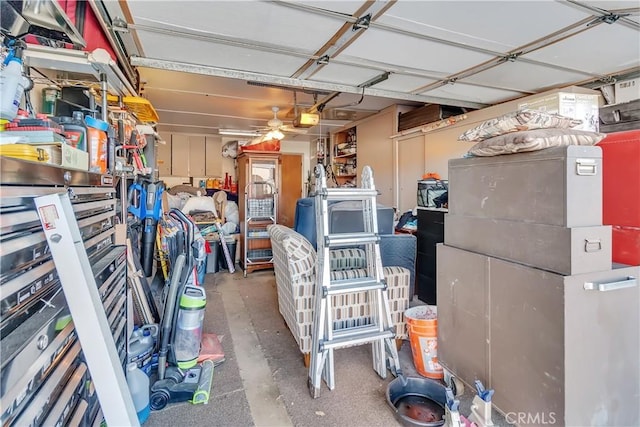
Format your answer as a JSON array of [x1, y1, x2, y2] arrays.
[[1, 1, 639, 427]]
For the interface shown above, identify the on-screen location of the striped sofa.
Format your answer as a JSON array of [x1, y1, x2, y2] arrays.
[[267, 224, 411, 366]]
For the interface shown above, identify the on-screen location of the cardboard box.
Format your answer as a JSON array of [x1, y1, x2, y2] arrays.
[[518, 92, 600, 132], [40, 143, 89, 171]]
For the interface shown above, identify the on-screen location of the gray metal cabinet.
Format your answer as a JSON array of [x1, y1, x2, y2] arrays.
[[437, 244, 640, 426], [448, 145, 603, 227]]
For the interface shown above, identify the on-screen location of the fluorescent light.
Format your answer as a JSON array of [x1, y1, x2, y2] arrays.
[[358, 71, 390, 88], [219, 129, 262, 137]]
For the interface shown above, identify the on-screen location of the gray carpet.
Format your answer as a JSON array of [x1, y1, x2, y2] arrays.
[[145, 269, 512, 427]]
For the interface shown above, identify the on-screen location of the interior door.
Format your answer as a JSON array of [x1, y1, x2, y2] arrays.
[[357, 110, 395, 206], [397, 135, 425, 213], [279, 153, 303, 227]]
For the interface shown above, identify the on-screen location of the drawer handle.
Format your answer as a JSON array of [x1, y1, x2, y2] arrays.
[[584, 277, 637, 292], [584, 238, 602, 252], [575, 159, 597, 176]]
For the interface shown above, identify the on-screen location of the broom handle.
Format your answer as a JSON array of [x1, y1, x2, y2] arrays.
[[217, 221, 235, 274]]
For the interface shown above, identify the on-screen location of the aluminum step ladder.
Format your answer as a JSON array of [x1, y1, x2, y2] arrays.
[[308, 164, 402, 398], [34, 192, 139, 426]]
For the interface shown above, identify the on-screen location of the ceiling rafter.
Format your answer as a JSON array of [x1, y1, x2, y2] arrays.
[[288, 0, 396, 80]]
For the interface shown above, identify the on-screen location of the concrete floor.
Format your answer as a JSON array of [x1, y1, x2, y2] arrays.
[[145, 268, 512, 427]]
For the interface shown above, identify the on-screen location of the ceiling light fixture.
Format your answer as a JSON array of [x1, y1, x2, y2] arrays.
[[219, 129, 262, 137], [358, 71, 390, 88], [265, 129, 285, 140]]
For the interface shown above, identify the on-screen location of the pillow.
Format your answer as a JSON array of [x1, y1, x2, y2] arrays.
[[459, 109, 583, 142], [468, 129, 606, 157], [181, 196, 217, 216]]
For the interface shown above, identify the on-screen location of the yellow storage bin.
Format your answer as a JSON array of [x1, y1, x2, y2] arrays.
[[123, 96, 159, 123], [0, 144, 50, 162]]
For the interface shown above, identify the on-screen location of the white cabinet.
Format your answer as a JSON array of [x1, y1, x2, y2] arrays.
[[188, 135, 205, 176], [169, 134, 205, 177], [205, 136, 223, 176], [156, 132, 172, 176], [171, 134, 189, 176]]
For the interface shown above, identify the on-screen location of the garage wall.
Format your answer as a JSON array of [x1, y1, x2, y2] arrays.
[[157, 132, 311, 191]]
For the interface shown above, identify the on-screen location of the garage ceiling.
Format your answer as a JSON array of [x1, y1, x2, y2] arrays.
[[105, 0, 639, 138]]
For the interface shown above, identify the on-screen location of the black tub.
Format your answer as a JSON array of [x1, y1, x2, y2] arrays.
[[386, 376, 447, 427]]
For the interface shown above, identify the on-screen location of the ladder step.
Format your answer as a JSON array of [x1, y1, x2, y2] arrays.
[[321, 188, 379, 200], [324, 277, 385, 296], [325, 233, 378, 247], [320, 327, 394, 351]]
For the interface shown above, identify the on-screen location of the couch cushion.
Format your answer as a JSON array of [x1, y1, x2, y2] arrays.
[[329, 248, 367, 271], [281, 233, 316, 282]]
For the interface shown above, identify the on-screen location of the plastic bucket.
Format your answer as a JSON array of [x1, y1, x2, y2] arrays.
[[405, 305, 443, 379]]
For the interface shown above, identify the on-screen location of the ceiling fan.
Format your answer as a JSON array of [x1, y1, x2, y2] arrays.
[[254, 106, 310, 140]]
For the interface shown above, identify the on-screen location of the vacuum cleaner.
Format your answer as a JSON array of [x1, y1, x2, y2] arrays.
[[149, 248, 213, 410]]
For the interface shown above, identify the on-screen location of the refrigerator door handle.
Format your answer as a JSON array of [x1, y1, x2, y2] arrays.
[[584, 276, 637, 292]]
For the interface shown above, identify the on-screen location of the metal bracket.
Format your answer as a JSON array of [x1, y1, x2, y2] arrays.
[[352, 14, 371, 30]]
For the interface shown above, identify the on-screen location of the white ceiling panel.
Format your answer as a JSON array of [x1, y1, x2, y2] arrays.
[[463, 61, 592, 93], [127, 1, 346, 52], [374, 74, 439, 93], [136, 31, 308, 77], [577, 1, 640, 11], [295, 1, 364, 15], [379, 1, 592, 53], [523, 24, 640, 74], [138, 68, 320, 105], [421, 83, 525, 105], [339, 28, 494, 74]]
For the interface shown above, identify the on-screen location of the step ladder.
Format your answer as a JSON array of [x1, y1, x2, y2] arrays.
[[34, 192, 139, 426], [308, 164, 402, 398]]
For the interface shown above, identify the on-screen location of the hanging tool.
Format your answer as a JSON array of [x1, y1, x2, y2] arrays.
[[308, 164, 401, 398], [128, 178, 164, 277]]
